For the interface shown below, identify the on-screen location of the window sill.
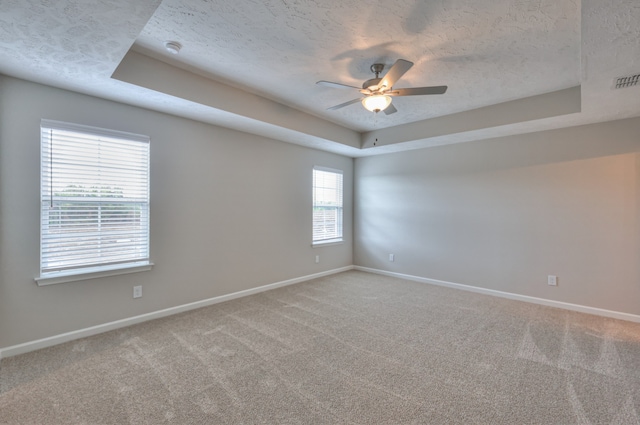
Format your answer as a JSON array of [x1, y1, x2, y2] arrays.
[[35, 261, 153, 286], [312, 239, 344, 247]]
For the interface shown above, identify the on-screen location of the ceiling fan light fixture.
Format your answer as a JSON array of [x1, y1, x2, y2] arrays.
[[362, 94, 392, 113]]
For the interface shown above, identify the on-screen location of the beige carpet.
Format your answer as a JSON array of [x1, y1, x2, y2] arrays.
[[1, 270, 640, 424]]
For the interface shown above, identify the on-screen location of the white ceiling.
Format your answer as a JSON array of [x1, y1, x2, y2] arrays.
[[1, 0, 639, 157]]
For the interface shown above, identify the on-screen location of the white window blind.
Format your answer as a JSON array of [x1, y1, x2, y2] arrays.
[[40, 120, 150, 277], [313, 166, 343, 244]]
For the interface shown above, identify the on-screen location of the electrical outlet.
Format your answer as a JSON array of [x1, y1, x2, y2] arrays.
[[315, 255, 320, 264], [547, 275, 557, 286], [133, 285, 142, 298], [389, 254, 394, 262]]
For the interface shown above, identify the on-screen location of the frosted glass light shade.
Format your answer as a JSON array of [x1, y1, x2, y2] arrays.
[[362, 95, 392, 112]]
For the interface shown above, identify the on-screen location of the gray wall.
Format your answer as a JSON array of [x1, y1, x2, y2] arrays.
[[0, 76, 353, 349], [355, 118, 640, 315], [3, 72, 639, 350]]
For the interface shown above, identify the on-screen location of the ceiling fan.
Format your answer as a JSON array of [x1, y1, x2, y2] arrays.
[[317, 59, 447, 115]]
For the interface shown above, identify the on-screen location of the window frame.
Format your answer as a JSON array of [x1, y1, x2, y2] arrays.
[[36, 120, 152, 285], [312, 166, 344, 246]]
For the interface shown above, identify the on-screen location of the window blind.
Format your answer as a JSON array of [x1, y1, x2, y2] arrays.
[[312, 166, 343, 243], [40, 120, 150, 276]]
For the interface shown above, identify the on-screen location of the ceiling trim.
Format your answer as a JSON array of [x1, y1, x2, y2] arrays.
[[113, 50, 584, 156], [112, 50, 363, 154], [361, 86, 582, 149]]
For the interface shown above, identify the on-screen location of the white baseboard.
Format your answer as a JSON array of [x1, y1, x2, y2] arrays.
[[354, 266, 640, 324], [0, 266, 354, 360]]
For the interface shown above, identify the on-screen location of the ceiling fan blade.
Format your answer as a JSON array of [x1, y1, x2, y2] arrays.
[[327, 98, 362, 110], [316, 80, 361, 90], [389, 86, 448, 96], [380, 59, 413, 89], [383, 103, 397, 115]]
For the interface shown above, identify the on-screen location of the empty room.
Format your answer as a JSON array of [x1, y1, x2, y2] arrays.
[[1, 0, 640, 423]]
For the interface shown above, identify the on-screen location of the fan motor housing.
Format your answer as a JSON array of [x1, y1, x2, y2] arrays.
[[363, 77, 382, 90]]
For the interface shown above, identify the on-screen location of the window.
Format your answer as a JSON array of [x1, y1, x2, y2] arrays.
[[38, 120, 150, 284], [312, 166, 343, 244]]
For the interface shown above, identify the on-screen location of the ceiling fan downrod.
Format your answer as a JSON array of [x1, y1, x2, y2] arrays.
[[370, 63, 384, 78]]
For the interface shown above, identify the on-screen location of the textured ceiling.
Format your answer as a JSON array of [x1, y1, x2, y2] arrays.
[[1, 0, 639, 156], [135, 0, 580, 131], [0, 0, 161, 95]]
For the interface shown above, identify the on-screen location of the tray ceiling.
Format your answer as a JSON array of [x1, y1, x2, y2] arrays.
[[1, 0, 639, 156]]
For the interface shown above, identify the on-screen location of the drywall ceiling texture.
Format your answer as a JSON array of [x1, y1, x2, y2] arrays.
[[580, 0, 640, 119], [0, 0, 161, 94], [0, 0, 638, 155], [135, 0, 580, 131]]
